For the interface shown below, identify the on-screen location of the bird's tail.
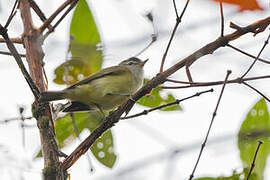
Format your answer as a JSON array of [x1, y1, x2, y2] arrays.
[[39, 91, 66, 102]]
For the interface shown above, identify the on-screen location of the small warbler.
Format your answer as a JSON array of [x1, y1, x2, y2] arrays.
[[39, 57, 147, 113]]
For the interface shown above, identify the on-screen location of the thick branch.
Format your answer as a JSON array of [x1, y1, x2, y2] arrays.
[[62, 16, 270, 170], [19, 0, 65, 179]]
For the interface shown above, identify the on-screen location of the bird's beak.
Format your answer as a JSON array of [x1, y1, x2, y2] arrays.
[[141, 59, 148, 67]]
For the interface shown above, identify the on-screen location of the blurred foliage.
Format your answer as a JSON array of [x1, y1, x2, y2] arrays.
[[55, 112, 116, 168], [137, 79, 182, 111], [238, 98, 270, 180], [53, 0, 102, 85], [195, 168, 257, 180]]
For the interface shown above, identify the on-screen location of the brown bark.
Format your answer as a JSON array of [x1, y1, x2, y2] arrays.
[[19, 0, 65, 179]]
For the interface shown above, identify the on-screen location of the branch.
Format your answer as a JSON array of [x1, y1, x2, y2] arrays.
[[159, 0, 191, 72], [39, 0, 78, 33], [173, 0, 179, 19], [163, 75, 270, 89], [0, 25, 40, 98], [0, 117, 32, 124], [240, 31, 270, 79], [219, 0, 224, 37], [42, 0, 78, 41], [121, 89, 213, 120], [242, 82, 270, 102], [188, 70, 231, 180], [28, 0, 53, 30], [0, 50, 26, 57], [5, 0, 18, 28], [62, 16, 270, 170], [246, 141, 263, 180], [227, 44, 270, 64], [19, 0, 65, 179], [0, 37, 23, 44]]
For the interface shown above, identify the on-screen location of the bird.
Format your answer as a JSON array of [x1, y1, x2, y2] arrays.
[[39, 57, 147, 114]]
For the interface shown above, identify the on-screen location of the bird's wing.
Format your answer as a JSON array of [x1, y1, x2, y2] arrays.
[[63, 101, 93, 112], [67, 66, 130, 89]]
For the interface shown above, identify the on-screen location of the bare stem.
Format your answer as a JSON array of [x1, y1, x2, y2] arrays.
[[246, 141, 263, 180], [39, 0, 77, 33], [121, 89, 213, 120], [219, 0, 224, 37], [227, 44, 270, 64], [240, 31, 270, 79], [188, 70, 231, 180], [0, 25, 40, 98], [28, 0, 53, 30], [0, 38, 23, 44], [173, 0, 179, 18], [4, 0, 18, 28], [242, 82, 270, 102], [0, 50, 26, 57], [163, 75, 270, 89], [159, 0, 191, 72], [42, 0, 78, 42]]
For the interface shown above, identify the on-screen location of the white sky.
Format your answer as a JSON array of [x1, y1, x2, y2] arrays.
[[0, 0, 270, 179]]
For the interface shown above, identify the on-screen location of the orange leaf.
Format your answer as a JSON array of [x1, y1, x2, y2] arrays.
[[209, 0, 264, 12]]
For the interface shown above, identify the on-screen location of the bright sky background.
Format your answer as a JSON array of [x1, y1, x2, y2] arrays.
[[0, 0, 270, 179]]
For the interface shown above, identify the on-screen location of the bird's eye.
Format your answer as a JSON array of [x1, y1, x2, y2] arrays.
[[128, 61, 134, 65]]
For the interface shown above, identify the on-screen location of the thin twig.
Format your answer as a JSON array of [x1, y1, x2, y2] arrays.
[[163, 75, 270, 89], [173, 0, 179, 19], [121, 89, 213, 120], [4, 0, 18, 28], [0, 50, 26, 57], [39, 0, 77, 33], [227, 44, 270, 64], [0, 25, 40, 98], [242, 82, 270, 102], [19, 107, 26, 148], [159, 0, 191, 72], [246, 141, 263, 180], [0, 117, 32, 124], [219, 0, 224, 37], [42, 0, 78, 41], [0, 37, 23, 44], [189, 70, 231, 180], [42, 66, 49, 90], [28, 0, 53, 30], [133, 12, 157, 57], [240, 31, 270, 79], [134, 34, 157, 57]]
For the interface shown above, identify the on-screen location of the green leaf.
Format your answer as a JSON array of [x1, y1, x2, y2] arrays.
[[136, 79, 182, 111], [195, 168, 257, 180], [53, 0, 102, 85], [238, 98, 270, 180], [54, 112, 117, 168], [70, 0, 100, 44]]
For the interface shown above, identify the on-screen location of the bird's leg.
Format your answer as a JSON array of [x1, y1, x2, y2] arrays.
[[106, 92, 135, 102], [94, 103, 106, 120]]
